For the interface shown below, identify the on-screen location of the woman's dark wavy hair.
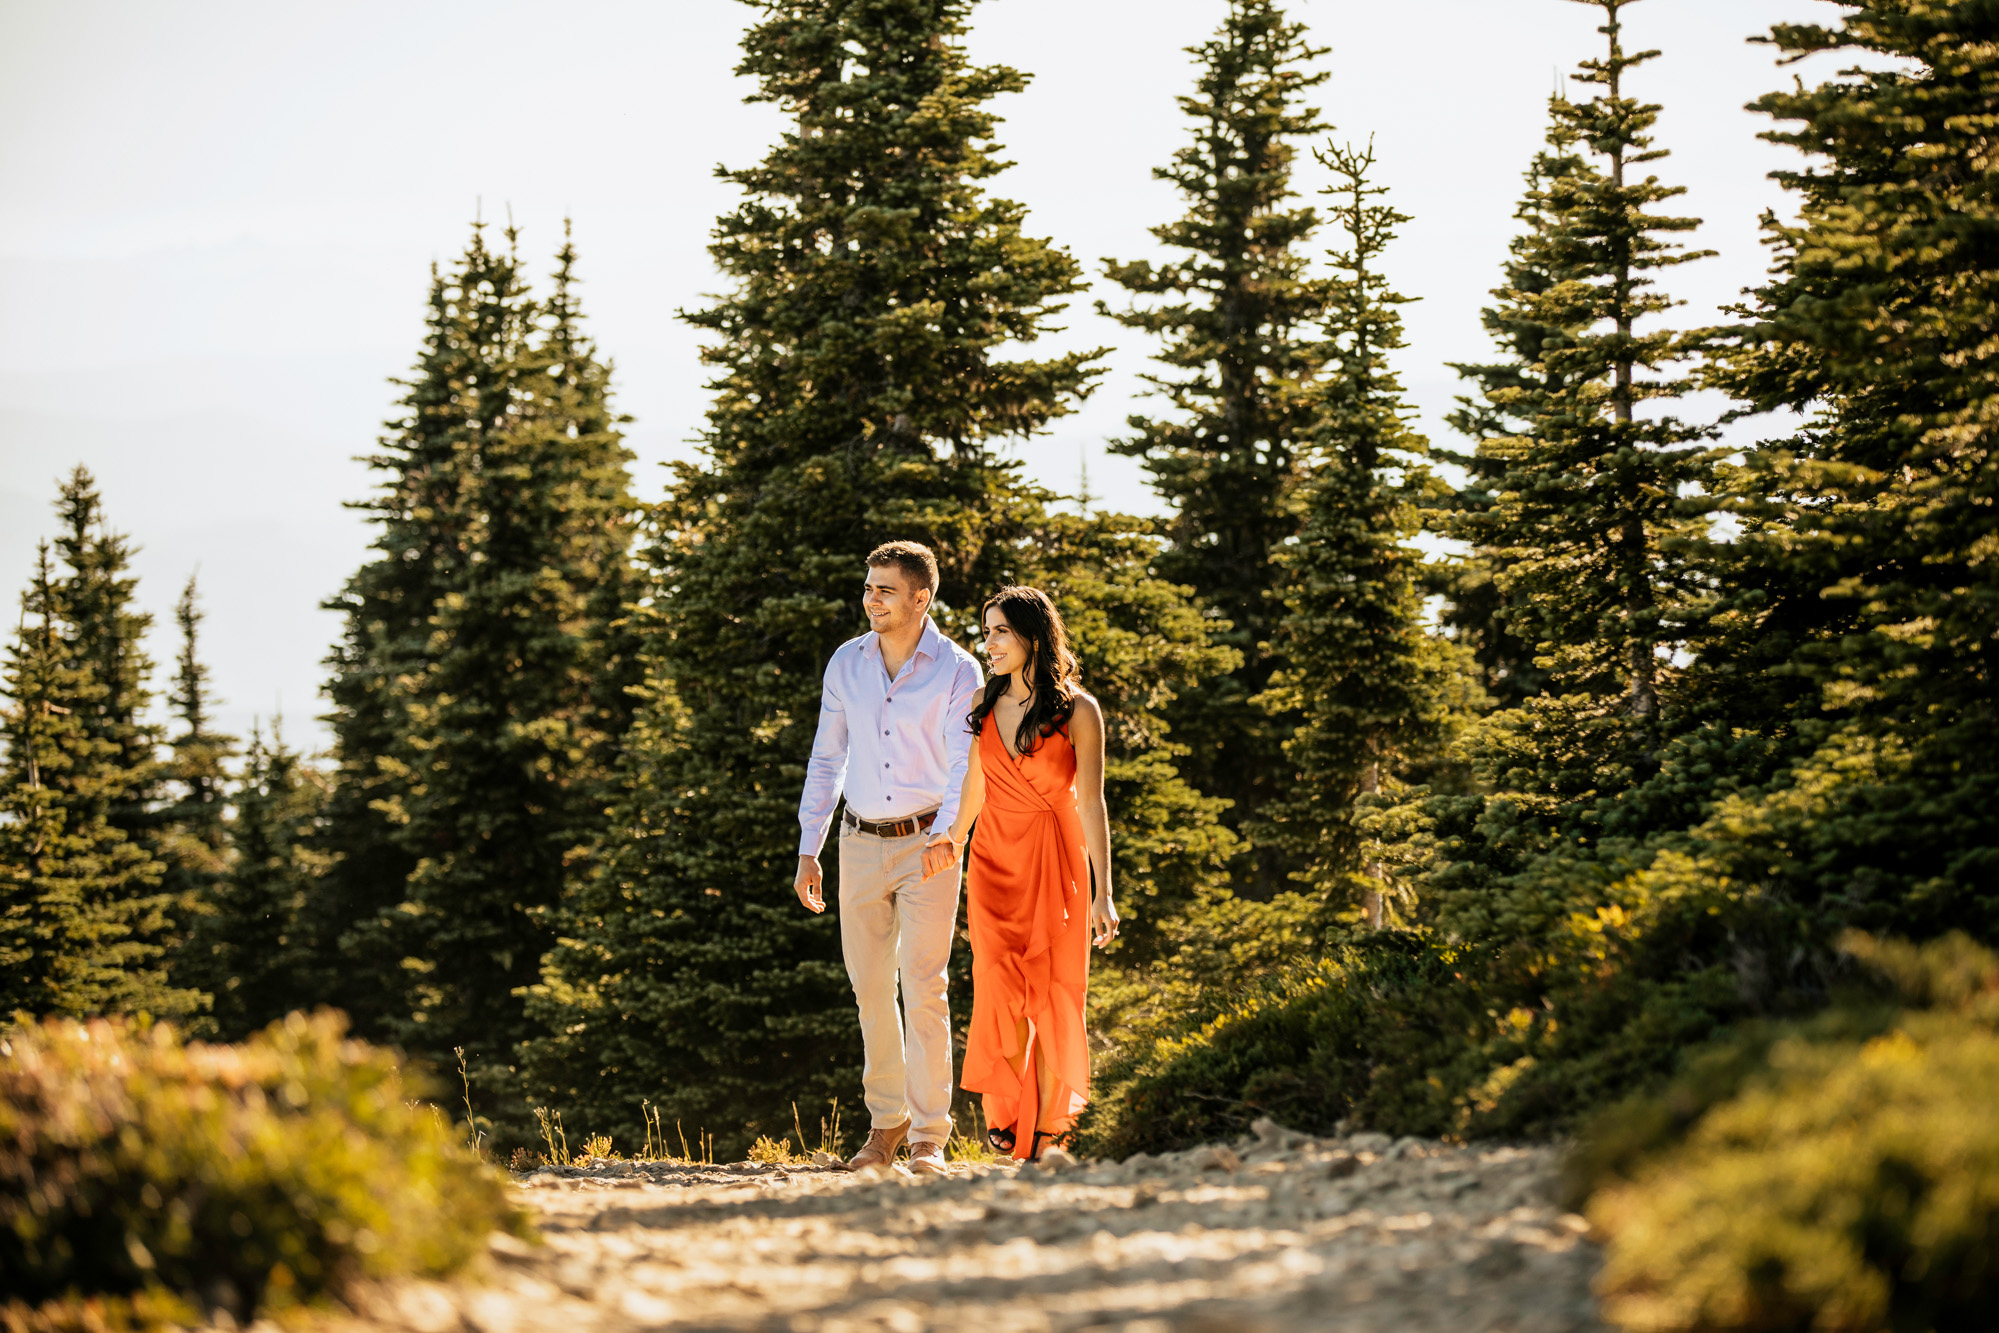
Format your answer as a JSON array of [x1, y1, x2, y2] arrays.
[[968, 585, 1082, 757]]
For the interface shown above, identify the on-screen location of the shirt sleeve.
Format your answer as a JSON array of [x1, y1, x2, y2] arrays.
[[797, 667, 850, 857], [932, 654, 983, 834]]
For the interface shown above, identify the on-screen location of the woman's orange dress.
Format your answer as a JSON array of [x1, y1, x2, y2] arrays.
[[961, 719, 1092, 1160]]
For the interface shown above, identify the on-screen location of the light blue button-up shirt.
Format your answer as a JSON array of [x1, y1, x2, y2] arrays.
[[796, 615, 984, 857]]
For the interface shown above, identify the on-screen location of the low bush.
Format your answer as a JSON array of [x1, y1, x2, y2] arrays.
[[1576, 934, 1999, 1332], [0, 1010, 525, 1330], [1077, 878, 1835, 1159], [1076, 933, 1501, 1157]]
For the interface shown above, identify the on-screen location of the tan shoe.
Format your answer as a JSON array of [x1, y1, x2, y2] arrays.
[[846, 1119, 909, 1170], [906, 1140, 947, 1176]]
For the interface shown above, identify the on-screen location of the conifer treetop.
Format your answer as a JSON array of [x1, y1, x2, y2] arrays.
[[692, 0, 1101, 471], [1443, 131, 1588, 465], [1102, 0, 1331, 446], [1545, 0, 1712, 407], [1453, 0, 1719, 719], [1314, 136, 1421, 475], [167, 576, 237, 810], [1093, 0, 1336, 896]]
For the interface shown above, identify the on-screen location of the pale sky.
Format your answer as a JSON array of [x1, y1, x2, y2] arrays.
[[0, 0, 1827, 748]]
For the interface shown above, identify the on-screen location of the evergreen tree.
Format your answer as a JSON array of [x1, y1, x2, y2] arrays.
[[184, 721, 331, 1040], [1367, 0, 1721, 955], [0, 522, 191, 1018], [312, 259, 478, 1037], [1705, 0, 1999, 925], [386, 230, 640, 1079], [527, 0, 1111, 1151], [159, 576, 238, 1002], [1100, 0, 1331, 896], [1454, 0, 1715, 730], [1259, 140, 1444, 926], [51, 469, 163, 842], [164, 579, 233, 824], [316, 223, 638, 1077], [1433, 138, 1588, 707]]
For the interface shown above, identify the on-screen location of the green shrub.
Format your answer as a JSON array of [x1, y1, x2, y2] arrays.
[[1577, 934, 1999, 1332], [0, 1011, 525, 1329], [1077, 880, 1825, 1158], [1076, 933, 1501, 1157]]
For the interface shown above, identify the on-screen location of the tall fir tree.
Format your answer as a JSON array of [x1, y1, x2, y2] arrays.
[[527, 0, 1123, 1151], [1259, 141, 1444, 927], [1454, 0, 1715, 730], [1433, 137, 1588, 707], [1704, 0, 1999, 927], [385, 229, 640, 1081], [312, 258, 479, 1037], [0, 482, 194, 1018], [1420, 0, 1719, 945], [51, 469, 164, 843], [1101, 0, 1332, 896], [184, 721, 331, 1040], [316, 223, 638, 1079], [159, 575, 238, 1008]]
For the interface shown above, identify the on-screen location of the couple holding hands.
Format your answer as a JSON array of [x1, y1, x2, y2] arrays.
[[793, 541, 1119, 1175]]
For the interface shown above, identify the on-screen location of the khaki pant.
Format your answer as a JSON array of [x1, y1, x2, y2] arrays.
[[837, 818, 959, 1144]]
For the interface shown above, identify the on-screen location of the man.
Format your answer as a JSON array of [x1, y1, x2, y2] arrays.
[[795, 540, 982, 1175]]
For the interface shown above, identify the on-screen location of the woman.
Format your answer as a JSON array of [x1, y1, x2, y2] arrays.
[[941, 585, 1119, 1161]]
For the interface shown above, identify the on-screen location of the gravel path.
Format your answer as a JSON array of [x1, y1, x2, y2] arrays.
[[320, 1125, 1604, 1333]]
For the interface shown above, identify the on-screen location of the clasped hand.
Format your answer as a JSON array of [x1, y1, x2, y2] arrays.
[[919, 831, 961, 882], [795, 834, 963, 914]]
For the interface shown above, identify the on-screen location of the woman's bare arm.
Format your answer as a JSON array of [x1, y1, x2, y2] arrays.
[[924, 733, 985, 880], [952, 736, 986, 841], [1070, 695, 1119, 946]]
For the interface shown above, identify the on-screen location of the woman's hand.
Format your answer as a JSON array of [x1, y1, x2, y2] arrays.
[[1089, 889, 1119, 948], [921, 831, 963, 881]]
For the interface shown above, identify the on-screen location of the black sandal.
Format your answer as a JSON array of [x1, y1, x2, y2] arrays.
[[1030, 1129, 1071, 1160], [987, 1124, 1017, 1155]]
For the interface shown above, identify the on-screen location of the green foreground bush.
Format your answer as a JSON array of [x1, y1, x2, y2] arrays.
[[1574, 934, 1999, 1333], [0, 1011, 524, 1330]]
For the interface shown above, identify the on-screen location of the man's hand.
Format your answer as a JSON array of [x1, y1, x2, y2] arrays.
[[794, 855, 825, 913], [921, 833, 962, 882]]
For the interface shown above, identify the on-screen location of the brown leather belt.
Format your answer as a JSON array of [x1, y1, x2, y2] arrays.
[[842, 807, 938, 839]]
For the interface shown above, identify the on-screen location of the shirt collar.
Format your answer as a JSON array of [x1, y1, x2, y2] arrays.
[[862, 615, 943, 663], [914, 615, 944, 662]]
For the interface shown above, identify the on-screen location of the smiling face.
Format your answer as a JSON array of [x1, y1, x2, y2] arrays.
[[862, 561, 929, 635], [982, 605, 1034, 680]]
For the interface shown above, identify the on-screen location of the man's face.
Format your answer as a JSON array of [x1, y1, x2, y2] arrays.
[[862, 563, 929, 634]]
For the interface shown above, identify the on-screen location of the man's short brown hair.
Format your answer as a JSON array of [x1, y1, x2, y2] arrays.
[[866, 540, 940, 596]]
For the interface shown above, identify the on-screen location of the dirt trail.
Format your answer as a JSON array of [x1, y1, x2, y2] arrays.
[[319, 1126, 1604, 1333]]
